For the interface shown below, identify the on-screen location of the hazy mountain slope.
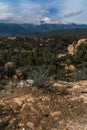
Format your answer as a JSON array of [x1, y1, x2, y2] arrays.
[[0, 23, 87, 35], [0, 23, 27, 35]]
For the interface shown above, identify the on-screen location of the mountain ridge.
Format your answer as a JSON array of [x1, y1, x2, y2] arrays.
[[0, 23, 87, 35]]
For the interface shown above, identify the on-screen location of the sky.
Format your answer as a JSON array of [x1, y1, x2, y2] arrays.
[[0, 0, 87, 24]]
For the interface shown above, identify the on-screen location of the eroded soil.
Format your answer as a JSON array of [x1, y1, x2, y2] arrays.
[[0, 80, 87, 130]]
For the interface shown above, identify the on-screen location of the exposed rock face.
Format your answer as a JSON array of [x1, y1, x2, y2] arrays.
[[68, 39, 87, 55]]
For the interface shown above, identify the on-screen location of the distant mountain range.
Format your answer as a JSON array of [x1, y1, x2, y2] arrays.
[[0, 23, 87, 35]]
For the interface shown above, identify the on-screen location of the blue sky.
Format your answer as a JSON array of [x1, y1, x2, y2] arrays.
[[0, 0, 87, 24]]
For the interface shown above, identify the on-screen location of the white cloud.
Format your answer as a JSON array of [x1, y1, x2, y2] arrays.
[[41, 17, 52, 24], [0, 0, 87, 24], [12, 0, 50, 23], [0, 2, 13, 21], [59, 0, 87, 24], [63, 10, 83, 18]]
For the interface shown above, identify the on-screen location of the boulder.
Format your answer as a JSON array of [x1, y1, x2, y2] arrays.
[[17, 80, 28, 88], [13, 75, 18, 81], [26, 79, 34, 86], [15, 69, 25, 80], [65, 65, 75, 71], [17, 79, 34, 88], [4, 62, 15, 72]]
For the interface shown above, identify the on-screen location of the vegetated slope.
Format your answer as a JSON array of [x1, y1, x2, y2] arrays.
[[1, 35, 87, 83], [0, 34, 87, 129]]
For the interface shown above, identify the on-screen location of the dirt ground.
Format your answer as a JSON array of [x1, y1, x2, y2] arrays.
[[0, 80, 87, 130]]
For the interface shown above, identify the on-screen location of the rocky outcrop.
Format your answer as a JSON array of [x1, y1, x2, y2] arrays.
[[58, 53, 66, 58], [68, 39, 87, 55], [8, 37, 16, 40]]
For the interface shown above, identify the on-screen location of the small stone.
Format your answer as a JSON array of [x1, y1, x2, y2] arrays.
[[73, 85, 81, 89], [51, 128, 57, 130], [63, 128, 68, 130], [22, 128, 25, 130], [0, 119, 2, 123], [26, 121, 34, 128], [18, 122, 24, 127], [50, 111, 62, 117]]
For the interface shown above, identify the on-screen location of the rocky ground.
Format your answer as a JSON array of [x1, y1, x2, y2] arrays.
[[0, 80, 87, 130]]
